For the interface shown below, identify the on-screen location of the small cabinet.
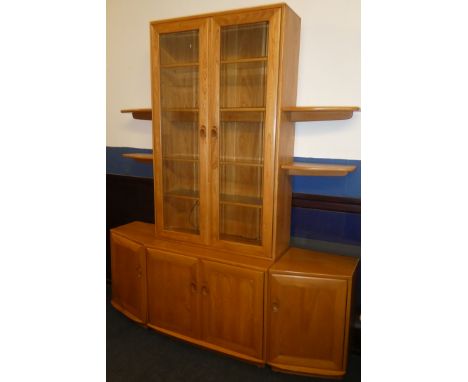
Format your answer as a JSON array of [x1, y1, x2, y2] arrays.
[[147, 249, 200, 339], [110, 233, 147, 324], [267, 248, 358, 377], [200, 260, 264, 359], [269, 275, 348, 373]]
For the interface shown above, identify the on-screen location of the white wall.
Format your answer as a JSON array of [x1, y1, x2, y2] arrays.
[[107, 0, 360, 159]]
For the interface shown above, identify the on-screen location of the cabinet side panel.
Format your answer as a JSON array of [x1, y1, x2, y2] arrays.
[[272, 6, 301, 259], [110, 233, 147, 323]]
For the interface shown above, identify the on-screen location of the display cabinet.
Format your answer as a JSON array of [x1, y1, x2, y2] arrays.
[[112, 3, 360, 378], [150, 4, 298, 259]]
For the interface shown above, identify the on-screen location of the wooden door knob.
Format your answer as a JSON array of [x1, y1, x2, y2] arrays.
[[211, 126, 217, 138], [190, 282, 197, 292], [200, 125, 206, 138], [272, 302, 279, 312], [202, 286, 209, 296]]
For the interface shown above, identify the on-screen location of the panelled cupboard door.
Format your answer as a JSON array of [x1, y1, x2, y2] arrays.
[[200, 260, 264, 359], [151, 18, 210, 245], [268, 274, 348, 373], [110, 233, 147, 324], [147, 249, 200, 339], [209, 8, 281, 257]]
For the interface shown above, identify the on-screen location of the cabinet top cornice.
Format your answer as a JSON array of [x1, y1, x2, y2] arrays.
[[149, 3, 293, 26]]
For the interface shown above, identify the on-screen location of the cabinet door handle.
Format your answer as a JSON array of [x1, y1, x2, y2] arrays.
[[201, 286, 209, 296], [200, 125, 206, 138], [272, 302, 279, 312], [190, 282, 197, 293], [210, 126, 218, 170], [136, 265, 142, 279], [211, 126, 217, 139]]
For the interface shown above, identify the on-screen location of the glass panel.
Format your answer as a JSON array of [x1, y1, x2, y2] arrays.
[[160, 66, 198, 109], [160, 30, 200, 235], [220, 205, 262, 245], [164, 197, 200, 234], [218, 22, 269, 246], [220, 62, 266, 108], [160, 30, 199, 65], [221, 22, 268, 60], [220, 111, 264, 163]]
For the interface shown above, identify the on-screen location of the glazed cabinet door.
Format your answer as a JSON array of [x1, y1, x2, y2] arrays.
[[110, 233, 147, 324], [200, 260, 264, 359], [147, 249, 200, 339], [209, 8, 281, 257], [151, 18, 210, 245], [268, 274, 348, 373]]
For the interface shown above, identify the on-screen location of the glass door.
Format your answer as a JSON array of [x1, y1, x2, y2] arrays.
[[151, 19, 209, 243], [210, 9, 281, 256]]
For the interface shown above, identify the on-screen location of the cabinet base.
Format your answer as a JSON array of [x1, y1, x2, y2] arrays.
[[111, 299, 146, 325], [147, 323, 265, 367], [269, 363, 345, 379]]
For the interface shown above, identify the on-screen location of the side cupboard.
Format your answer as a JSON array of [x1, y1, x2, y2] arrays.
[[112, 3, 360, 378]]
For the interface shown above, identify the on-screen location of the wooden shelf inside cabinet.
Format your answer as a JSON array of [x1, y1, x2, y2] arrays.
[[122, 153, 153, 163], [282, 106, 360, 122], [281, 162, 356, 177], [121, 108, 152, 120]]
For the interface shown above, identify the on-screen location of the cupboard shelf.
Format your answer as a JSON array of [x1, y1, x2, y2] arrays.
[[220, 159, 263, 167], [220, 107, 266, 112], [163, 155, 199, 162], [282, 106, 360, 122], [164, 190, 199, 200], [220, 194, 262, 208], [160, 62, 199, 68], [122, 153, 153, 162], [221, 57, 267, 64], [281, 162, 356, 176]]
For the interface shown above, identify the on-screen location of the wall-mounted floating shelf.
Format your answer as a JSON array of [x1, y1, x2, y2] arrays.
[[122, 106, 360, 123], [282, 106, 360, 122], [281, 162, 356, 176], [122, 153, 153, 163], [121, 108, 152, 120]]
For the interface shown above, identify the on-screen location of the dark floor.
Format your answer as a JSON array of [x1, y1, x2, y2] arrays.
[[107, 285, 361, 382]]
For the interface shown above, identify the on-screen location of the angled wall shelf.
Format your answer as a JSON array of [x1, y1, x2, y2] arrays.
[[122, 106, 360, 123], [281, 162, 356, 176], [282, 106, 360, 122], [122, 153, 153, 163], [121, 108, 152, 120]]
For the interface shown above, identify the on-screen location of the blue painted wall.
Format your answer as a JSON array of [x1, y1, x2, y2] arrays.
[[106, 147, 361, 197], [107, 147, 153, 178], [106, 146, 361, 246], [292, 157, 360, 198]]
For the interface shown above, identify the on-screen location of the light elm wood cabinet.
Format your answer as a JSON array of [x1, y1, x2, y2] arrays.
[[144, 246, 265, 362], [150, 3, 299, 260], [268, 248, 358, 378], [112, 3, 359, 378]]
